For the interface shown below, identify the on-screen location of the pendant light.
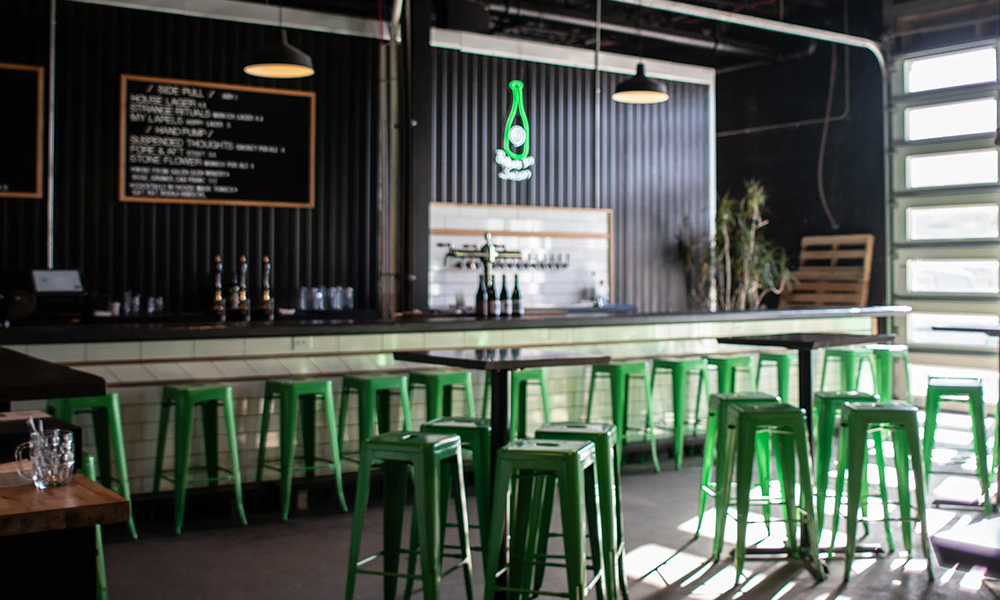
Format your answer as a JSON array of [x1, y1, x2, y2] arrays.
[[612, 64, 669, 104], [244, 5, 314, 79], [613, 1, 668, 104]]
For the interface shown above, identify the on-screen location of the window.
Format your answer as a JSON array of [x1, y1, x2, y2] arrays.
[[908, 313, 1000, 349], [906, 205, 999, 240], [905, 47, 997, 93], [906, 259, 999, 294], [905, 98, 997, 141], [906, 149, 999, 189]]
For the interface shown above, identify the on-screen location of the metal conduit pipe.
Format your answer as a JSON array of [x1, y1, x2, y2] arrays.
[[485, 3, 775, 58], [609, 0, 892, 302]]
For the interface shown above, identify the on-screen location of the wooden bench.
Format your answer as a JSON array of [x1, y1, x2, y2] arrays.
[[779, 234, 875, 308]]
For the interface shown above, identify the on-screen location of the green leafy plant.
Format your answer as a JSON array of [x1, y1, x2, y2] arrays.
[[681, 180, 791, 311]]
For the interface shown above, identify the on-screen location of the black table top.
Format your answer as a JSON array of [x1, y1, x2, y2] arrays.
[[933, 326, 1000, 337], [395, 349, 611, 371], [0, 348, 106, 402], [717, 332, 895, 351]]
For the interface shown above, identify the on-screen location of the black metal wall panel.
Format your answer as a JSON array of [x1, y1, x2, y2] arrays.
[[431, 48, 712, 312], [1, 0, 378, 312]]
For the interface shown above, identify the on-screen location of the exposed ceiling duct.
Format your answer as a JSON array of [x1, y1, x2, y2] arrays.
[[484, 2, 776, 58]]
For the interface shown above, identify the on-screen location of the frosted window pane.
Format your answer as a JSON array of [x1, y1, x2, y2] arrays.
[[905, 99, 997, 141], [908, 312, 1000, 349], [906, 205, 999, 240], [906, 149, 998, 189], [906, 259, 999, 294], [905, 47, 997, 93]]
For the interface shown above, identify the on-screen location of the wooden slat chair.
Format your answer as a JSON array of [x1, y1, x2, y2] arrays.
[[779, 234, 875, 308]]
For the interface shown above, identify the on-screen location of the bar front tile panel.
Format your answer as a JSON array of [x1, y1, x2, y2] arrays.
[[16, 314, 875, 494]]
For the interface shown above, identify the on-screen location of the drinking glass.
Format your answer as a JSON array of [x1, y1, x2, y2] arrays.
[[14, 430, 75, 489], [344, 287, 355, 310]]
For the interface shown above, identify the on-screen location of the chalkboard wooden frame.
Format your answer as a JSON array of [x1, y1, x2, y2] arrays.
[[118, 74, 316, 208], [0, 63, 45, 200]]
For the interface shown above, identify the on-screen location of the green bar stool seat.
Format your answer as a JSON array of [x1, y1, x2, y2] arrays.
[[697, 392, 780, 556], [718, 403, 824, 584], [586, 361, 662, 472], [706, 355, 755, 394], [923, 377, 992, 515], [420, 416, 492, 568], [535, 422, 628, 600], [47, 393, 137, 539], [756, 352, 792, 403], [338, 374, 412, 462], [409, 371, 476, 420], [830, 402, 933, 581], [153, 384, 247, 535], [256, 379, 347, 520], [651, 357, 709, 469], [484, 439, 605, 600], [869, 344, 912, 403], [482, 369, 551, 439], [81, 453, 109, 600], [814, 391, 884, 537], [820, 347, 875, 393], [344, 432, 475, 600]]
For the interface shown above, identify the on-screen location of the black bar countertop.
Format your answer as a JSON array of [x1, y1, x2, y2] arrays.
[[0, 305, 910, 345]]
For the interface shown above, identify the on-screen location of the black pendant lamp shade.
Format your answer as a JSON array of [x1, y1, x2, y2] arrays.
[[612, 64, 669, 104], [244, 28, 314, 79]]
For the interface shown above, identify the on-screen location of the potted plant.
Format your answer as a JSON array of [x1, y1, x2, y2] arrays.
[[681, 180, 791, 311]]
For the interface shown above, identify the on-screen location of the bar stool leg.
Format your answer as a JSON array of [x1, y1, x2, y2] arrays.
[[256, 391, 274, 483], [921, 390, 941, 492], [320, 381, 349, 512], [642, 370, 661, 473], [382, 461, 409, 600], [202, 401, 219, 487], [872, 429, 895, 553], [222, 389, 248, 526], [279, 390, 300, 521], [903, 422, 934, 580], [969, 396, 993, 515], [586, 370, 599, 422], [91, 408, 113, 489], [152, 397, 172, 494], [173, 398, 195, 535], [411, 456, 443, 600], [671, 368, 689, 470], [345, 446, 374, 600], [107, 397, 138, 539], [463, 372, 476, 418], [557, 463, 588, 600], [844, 419, 867, 581], [892, 427, 913, 553]]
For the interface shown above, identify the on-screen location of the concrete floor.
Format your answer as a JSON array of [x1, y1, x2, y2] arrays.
[[104, 412, 1000, 600]]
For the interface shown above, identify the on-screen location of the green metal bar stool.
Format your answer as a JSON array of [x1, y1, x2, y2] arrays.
[[484, 438, 606, 600], [409, 371, 476, 420], [482, 369, 551, 438], [923, 377, 992, 515], [420, 416, 492, 569], [820, 348, 875, 393], [535, 422, 629, 600], [718, 403, 824, 584], [344, 432, 475, 600], [814, 391, 884, 537], [80, 453, 109, 600], [706, 355, 756, 394], [697, 392, 779, 557], [651, 357, 709, 469], [585, 361, 661, 472], [830, 402, 933, 581], [869, 344, 912, 403], [338, 374, 412, 462], [47, 393, 138, 539], [153, 384, 247, 535], [256, 379, 348, 520], [756, 352, 792, 403]]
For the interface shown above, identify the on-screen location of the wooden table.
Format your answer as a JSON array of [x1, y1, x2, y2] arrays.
[[0, 347, 106, 411], [0, 465, 129, 599], [394, 348, 611, 600], [717, 332, 895, 438]]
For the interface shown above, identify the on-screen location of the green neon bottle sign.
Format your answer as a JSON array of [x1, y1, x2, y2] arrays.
[[496, 80, 534, 181]]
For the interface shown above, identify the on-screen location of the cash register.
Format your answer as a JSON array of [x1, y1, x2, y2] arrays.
[[0, 269, 88, 326]]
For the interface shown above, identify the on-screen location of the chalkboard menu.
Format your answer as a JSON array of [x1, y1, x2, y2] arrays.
[[119, 74, 315, 208], [0, 63, 44, 199]]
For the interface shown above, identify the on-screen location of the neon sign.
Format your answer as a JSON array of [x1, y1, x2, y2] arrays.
[[496, 80, 534, 181]]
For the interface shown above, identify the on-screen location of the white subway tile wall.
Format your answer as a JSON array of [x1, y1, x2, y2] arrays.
[[22, 315, 875, 494], [428, 204, 612, 311]]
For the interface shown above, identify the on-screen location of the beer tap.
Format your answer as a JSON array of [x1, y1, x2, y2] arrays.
[[438, 232, 522, 286]]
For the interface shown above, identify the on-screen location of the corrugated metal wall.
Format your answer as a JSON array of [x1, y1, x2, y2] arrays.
[[1, 1, 378, 312], [431, 48, 711, 312]]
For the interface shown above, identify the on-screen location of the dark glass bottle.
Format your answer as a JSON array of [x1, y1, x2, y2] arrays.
[[487, 275, 499, 318], [499, 275, 510, 318], [261, 256, 274, 322], [235, 254, 251, 322], [512, 274, 524, 318], [475, 275, 488, 319], [212, 255, 226, 322]]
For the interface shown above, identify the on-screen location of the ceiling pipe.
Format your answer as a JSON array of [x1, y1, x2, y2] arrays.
[[485, 3, 776, 58]]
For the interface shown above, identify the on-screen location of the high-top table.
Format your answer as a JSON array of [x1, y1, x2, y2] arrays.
[[394, 348, 610, 600], [0, 347, 106, 412], [717, 332, 895, 438]]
